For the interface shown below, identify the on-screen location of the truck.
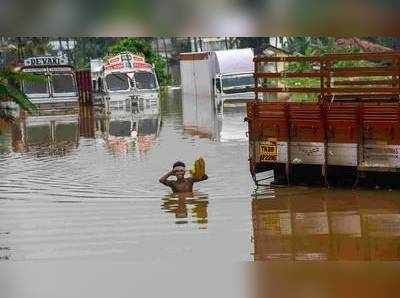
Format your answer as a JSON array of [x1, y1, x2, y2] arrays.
[[90, 52, 159, 113], [179, 48, 258, 137], [180, 48, 257, 113], [246, 51, 400, 186]]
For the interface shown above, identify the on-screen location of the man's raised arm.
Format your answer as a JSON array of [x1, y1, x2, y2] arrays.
[[159, 170, 174, 186]]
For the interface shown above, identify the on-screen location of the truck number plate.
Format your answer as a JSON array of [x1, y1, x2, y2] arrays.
[[260, 143, 277, 161]]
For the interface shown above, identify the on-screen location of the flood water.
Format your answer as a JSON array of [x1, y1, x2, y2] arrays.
[[1, 91, 400, 262], [1, 91, 400, 297], [0, 91, 253, 262]]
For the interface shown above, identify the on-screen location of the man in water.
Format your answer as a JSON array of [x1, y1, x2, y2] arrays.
[[159, 161, 208, 194]]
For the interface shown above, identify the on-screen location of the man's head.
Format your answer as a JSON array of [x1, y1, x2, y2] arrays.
[[172, 161, 186, 179]]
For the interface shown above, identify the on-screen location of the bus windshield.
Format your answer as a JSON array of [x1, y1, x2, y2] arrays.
[[134, 71, 157, 90], [52, 74, 77, 95], [106, 73, 130, 91], [23, 73, 48, 96], [222, 74, 254, 93]]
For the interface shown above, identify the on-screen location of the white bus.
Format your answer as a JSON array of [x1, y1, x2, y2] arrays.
[[21, 56, 79, 111]]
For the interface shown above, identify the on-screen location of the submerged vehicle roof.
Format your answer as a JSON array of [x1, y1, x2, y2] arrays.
[[212, 48, 254, 74], [179, 48, 255, 74], [103, 52, 153, 73]]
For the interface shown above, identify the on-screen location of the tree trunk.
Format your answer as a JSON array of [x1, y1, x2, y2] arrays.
[[162, 38, 170, 78]]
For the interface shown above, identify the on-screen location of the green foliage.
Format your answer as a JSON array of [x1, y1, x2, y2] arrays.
[[271, 37, 394, 102], [0, 67, 39, 122], [73, 37, 118, 69], [107, 38, 170, 86], [236, 37, 269, 55]]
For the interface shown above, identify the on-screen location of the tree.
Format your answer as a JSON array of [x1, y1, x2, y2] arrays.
[[15, 37, 51, 59], [73, 37, 117, 69], [107, 38, 170, 86], [0, 67, 39, 123], [236, 37, 270, 55]]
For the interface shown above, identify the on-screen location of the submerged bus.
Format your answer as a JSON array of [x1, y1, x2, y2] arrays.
[[21, 56, 79, 111]]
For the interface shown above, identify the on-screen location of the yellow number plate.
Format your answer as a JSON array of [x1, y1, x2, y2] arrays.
[[260, 143, 277, 161]]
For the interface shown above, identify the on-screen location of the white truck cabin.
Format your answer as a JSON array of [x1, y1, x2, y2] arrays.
[[102, 53, 159, 111], [211, 48, 256, 103]]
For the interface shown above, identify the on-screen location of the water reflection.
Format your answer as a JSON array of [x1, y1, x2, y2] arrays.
[[182, 91, 247, 142], [0, 232, 11, 260], [16, 112, 80, 157], [0, 92, 252, 262], [98, 101, 161, 156], [79, 106, 96, 139], [252, 187, 400, 261], [161, 193, 209, 226]]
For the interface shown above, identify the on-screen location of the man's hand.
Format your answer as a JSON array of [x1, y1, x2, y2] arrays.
[[159, 170, 175, 185], [192, 174, 208, 183]]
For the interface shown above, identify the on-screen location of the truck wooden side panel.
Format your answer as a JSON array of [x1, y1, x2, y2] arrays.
[[325, 102, 359, 166], [360, 103, 400, 169], [288, 103, 325, 165], [249, 52, 400, 183]]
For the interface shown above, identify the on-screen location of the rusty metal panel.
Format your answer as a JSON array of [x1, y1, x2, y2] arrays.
[[254, 120, 288, 141], [360, 103, 400, 169], [360, 144, 400, 168], [327, 143, 358, 166], [254, 102, 288, 141], [290, 142, 325, 165], [325, 102, 359, 144], [363, 122, 400, 145], [289, 103, 324, 143]]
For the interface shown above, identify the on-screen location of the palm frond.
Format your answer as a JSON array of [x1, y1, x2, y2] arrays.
[[0, 82, 37, 113], [0, 105, 15, 123], [0, 68, 45, 83]]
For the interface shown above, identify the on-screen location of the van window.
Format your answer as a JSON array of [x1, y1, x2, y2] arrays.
[[52, 74, 77, 95], [23, 73, 48, 96], [106, 73, 130, 91], [215, 78, 221, 93], [134, 71, 157, 90], [222, 74, 254, 93]]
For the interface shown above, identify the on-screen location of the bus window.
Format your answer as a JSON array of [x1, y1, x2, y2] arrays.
[[52, 74, 77, 96], [23, 73, 49, 97]]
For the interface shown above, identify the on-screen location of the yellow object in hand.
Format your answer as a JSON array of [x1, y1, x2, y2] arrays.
[[190, 157, 206, 180]]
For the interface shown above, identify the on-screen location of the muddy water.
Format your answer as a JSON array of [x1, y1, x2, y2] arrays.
[[0, 92, 253, 262], [253, 186, 400, 261], [1, 92, 400, 264]]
